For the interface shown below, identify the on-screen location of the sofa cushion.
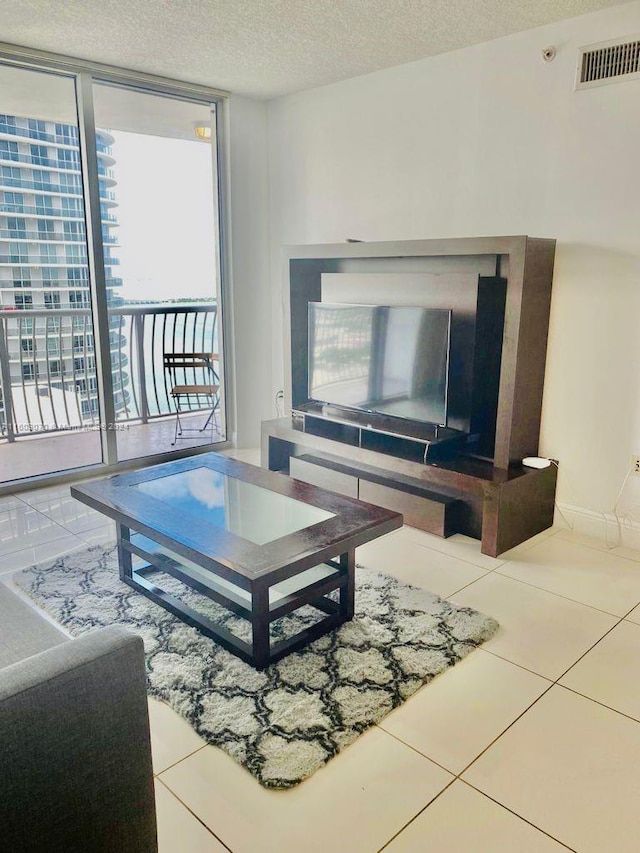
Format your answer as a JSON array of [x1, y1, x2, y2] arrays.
[[0, 583, 68, 668], [0, 625, 157, 851]]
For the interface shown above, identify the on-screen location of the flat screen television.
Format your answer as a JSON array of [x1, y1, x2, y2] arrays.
[[308, 302, 452, 426]]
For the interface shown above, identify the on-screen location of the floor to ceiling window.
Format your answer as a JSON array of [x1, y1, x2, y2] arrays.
[[0, 64, 103, 482], [0, 51, 227, 487], [91, 83, 224, 463]]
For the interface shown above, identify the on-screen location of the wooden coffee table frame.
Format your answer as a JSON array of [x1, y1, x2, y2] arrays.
[[71, 454, 401, 669]]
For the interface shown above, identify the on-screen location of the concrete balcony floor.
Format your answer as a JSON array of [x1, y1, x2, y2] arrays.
[[0, 413, 225, 486]]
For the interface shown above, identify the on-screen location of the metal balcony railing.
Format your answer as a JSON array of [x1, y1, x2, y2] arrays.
[[0, 255, 88, 265], [0, 179, 113, 200], [0, 177, 61, 193], [0, 202, 84, 219], [0, 121, 80, 146], [0, 229, 91, 243], [0, 302, 218, 440]]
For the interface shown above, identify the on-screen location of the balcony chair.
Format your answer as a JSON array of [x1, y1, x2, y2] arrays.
[[163, 352, 219, 445]]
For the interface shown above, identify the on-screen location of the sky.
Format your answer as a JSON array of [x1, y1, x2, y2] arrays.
[[109, 130, 218, 304]]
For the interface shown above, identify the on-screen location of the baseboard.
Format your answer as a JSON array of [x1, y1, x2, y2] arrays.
[[555, 501, 640, 552]]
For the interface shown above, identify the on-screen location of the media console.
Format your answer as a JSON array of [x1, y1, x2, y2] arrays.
[[262, 235, 558, 557], [262, 416, 556, 557], [293, 403, 467, 462]]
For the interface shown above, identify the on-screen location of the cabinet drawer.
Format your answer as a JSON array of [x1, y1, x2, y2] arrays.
[[290, 455, 358, 498], [358, 480, 456, 537]]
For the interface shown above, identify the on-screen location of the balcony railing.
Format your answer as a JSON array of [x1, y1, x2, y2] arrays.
[[0, 202, 84, 219], [0, 255, 88, 265], [0, 229, 90, 243], [0, 302, 218, 440], [0, 121, 80, 146], [0, 177, 63, 193], [0, 230, 115, 244]]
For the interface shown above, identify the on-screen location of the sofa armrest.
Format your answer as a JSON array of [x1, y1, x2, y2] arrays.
[[0, 625, 157, 852]]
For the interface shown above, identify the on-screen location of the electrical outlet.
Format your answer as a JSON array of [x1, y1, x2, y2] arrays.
[[633, 456, 640, 476]]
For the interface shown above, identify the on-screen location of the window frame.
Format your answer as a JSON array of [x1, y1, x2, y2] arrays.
[[0, 42, 231, 473]]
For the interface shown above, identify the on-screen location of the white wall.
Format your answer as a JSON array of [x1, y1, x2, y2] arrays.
[[225, 96, 273, 446], [266, 0, 640, 532]]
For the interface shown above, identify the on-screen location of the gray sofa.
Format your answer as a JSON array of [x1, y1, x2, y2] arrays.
[[0, 583, 157, 852]]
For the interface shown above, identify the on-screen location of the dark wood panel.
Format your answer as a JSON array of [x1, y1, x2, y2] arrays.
[[509, 240, 557, 463], [470, 276, 507, 458], [290, 449, 462, 536], [290, 455, 358, 498], [264, 418, 500, 494], [262, 419, 556, 556], [481, 462, 557, 556], [358, 480, 456, 538]]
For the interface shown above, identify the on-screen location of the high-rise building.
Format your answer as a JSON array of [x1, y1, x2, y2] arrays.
[[0, 114, 124, 432]]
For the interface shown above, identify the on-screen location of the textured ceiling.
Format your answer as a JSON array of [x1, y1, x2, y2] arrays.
[[0, 0, 631, 99]]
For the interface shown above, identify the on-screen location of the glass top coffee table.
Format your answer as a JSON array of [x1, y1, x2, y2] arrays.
[[71, 454, 402, 668]]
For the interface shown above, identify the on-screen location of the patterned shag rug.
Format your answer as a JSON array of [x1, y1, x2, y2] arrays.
[[14, 546, 498, 789]]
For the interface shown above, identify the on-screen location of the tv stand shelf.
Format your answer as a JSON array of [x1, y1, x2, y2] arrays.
[[293, 403, 466, 463], [262, 417, 557, 557]]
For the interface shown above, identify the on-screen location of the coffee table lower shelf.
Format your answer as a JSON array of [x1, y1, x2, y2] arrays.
[[117, 527, 355, 669]]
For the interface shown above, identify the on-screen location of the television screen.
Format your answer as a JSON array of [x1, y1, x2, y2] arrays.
[[308, 302, 452, 425]]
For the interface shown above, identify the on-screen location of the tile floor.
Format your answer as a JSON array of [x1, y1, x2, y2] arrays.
[[3, 449, 640, 851]]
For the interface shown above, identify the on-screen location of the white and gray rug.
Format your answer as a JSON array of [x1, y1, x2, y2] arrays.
[[14, 546, 498, 789]]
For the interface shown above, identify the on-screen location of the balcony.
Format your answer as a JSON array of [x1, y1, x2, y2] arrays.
[[0, 202, 84, 220], [0, 177, 65, 193], [0, 229, 91, 243], [0, 255, 88, 266], [0, 302, 222, 483], [0, 121, 81, 146]]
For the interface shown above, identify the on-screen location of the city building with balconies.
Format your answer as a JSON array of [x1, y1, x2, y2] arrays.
[[0, 114, 125, 432]]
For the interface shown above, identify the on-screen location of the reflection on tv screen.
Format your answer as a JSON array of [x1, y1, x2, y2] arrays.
[[308, 302, 451, 426]]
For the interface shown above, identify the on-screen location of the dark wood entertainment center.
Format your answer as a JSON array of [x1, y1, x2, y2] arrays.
[[261, 235, 557, 557]]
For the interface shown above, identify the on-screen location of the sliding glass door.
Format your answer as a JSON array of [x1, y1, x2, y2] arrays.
[[91, 83, 224, 462], [0, 52, 226, 488], [0, 63, 103, 482]]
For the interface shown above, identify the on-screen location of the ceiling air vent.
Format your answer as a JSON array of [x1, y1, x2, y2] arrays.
[[576, 36, 640, 90]]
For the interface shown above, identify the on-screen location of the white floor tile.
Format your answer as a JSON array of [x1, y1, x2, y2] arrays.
[[357, 530, 488, 598], [385, 780, 568, 852], [160, 727, 452, 853], [463, 686, 640, 853], [148, 698, 207, 774], [77, 523, 117, 547], [498, 526, 563, 560], [626, 602, 640, 625], [452, 573, 617, 679], [0, 503, 73, 557], [16, 484, 73, 506], [0, 494, 28, 511], [379, 649, 550, 774], [220, 447, 261, 465], [155, 780, 227, 853], [496, 535, 640, 616], [31, 494, 112, 534], [0, 532, 87, 576], [401, 527, 505, 570], [609, 543, 640, 564], [560, 620, 640, 721]]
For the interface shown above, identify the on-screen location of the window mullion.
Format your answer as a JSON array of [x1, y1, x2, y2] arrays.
[[75, 72, 117, 464]]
